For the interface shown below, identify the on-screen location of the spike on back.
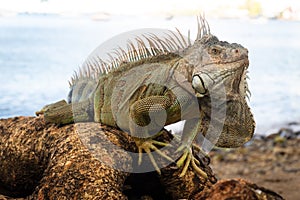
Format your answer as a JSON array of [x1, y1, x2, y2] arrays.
[[196, 14, 210, 41], [69, 15, 210, 87]]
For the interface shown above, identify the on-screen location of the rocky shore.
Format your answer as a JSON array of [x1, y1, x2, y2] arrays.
[[210, 126, 300, 200], [0, 116, 292, 199]]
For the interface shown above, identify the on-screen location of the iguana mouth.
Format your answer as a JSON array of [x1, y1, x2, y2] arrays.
[[192, 57, 249, 98], [221, 57, 249, 98]]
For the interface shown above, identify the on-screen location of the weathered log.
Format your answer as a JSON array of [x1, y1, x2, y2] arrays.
[[0, 116, 216, 199]]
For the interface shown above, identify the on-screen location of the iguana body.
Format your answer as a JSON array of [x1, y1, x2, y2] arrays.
[[37, 16, 255, 177]]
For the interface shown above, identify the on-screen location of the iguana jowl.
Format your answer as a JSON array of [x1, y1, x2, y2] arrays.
[[37, 16, 255, 177]]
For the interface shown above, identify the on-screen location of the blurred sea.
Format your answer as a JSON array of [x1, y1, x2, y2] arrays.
[[0, 14, 300, 134]]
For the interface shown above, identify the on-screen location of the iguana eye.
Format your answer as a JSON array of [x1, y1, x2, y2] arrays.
[[211, 48, 218, 54], [210, 46, 222, 55]]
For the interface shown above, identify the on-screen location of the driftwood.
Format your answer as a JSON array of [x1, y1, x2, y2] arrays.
[[0, 117, 283, 199]]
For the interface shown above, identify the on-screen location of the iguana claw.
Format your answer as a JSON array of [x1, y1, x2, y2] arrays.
[[134, 138, 174, 174], [176, 145, 208, 178]]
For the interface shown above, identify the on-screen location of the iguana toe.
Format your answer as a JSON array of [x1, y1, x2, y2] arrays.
[[134, 138, 174, 174], [176, 146, 208, 178]]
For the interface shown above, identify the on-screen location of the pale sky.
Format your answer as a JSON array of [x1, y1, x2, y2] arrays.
[[0, 0, 299, 16]]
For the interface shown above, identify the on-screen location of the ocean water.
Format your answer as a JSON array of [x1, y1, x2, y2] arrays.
[[0, 14, 299, 134]]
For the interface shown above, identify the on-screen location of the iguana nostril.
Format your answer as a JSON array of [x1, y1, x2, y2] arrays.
[[235, 49, 239, 53]]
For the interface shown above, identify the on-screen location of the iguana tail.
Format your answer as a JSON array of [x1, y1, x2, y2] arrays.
[[37, 98, 94, 125]]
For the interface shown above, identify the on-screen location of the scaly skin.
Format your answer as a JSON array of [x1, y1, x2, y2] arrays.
[[37, 17, 255, 177]]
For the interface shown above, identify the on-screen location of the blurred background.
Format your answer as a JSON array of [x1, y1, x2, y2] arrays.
[[0, 0, 299, 135]]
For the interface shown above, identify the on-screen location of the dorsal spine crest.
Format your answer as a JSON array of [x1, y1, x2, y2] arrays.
[[70, 15, 210, 87]]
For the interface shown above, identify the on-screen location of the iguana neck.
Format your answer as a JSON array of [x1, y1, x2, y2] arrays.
[[172, 58, 195, 83]]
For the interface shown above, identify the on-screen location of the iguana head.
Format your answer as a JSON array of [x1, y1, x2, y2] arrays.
[[188, 34, 255, 148]]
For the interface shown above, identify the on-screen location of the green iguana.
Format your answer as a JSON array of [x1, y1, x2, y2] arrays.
[[36, 16, 255, 178]]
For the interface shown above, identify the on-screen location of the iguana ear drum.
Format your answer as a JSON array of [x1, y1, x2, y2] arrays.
[[192, 75, 205, 94], [192, 73, 213, 97]]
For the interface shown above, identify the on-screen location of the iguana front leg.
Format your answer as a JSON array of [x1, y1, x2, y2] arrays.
[[176, 118, 208, 178], [129, 96, 176, 174]]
